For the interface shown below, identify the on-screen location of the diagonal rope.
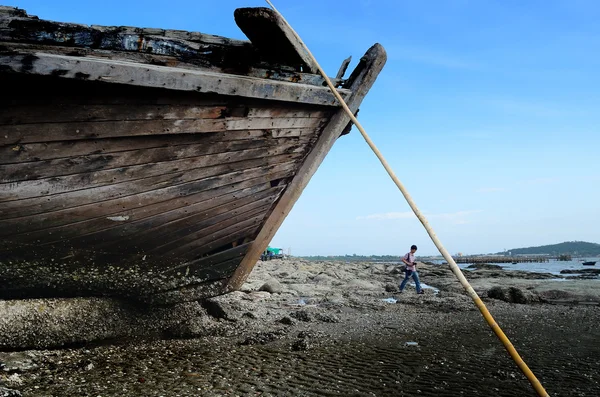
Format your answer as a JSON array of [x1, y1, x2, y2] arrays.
[[264, 1, 550, 396]]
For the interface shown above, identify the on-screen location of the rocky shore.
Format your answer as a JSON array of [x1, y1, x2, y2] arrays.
[[2, 259, 600, 396]]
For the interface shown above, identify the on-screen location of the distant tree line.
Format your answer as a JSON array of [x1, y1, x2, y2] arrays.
[[497, 241, 600, 256]]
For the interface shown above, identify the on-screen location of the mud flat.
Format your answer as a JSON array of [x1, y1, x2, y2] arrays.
[[2, 259, 599, 396]]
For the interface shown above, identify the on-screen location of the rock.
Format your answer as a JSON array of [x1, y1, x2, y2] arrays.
[[0, 387, 21, 397], [242, 291, 272, 301], [487, 286, 509, 302], [0, 352, 38, 372], [389, 267, 403, 275], [291, 338, 311, 351], [289, 310, 312, 322], [242, 312, 257, 319], [0, 298, 206, 350], [259, 279, 283, 294], [201, 299, 230, 320], [385, 284, 397, 292], [314, 312, 340, 323], [239, 280, 263, 292], [287, 284, 318, 297], [346, 279, 380, 290], [4, 374, 22, 387], [467, 263, 503, 270], [538, 290, 580, 301], [508, 287, 529, 304], [312, 273, 337, 285], [166, 312, 222, 338], [560, 268, 600, 274], [323, 293, 346, 305], [487, 286, 541, 304], [240, 330, 285, 346], [297, 330, 325, 339], [278, 317, 296, 326]]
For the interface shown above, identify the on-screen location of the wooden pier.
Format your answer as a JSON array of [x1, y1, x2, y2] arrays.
[[453, 256, 549, 264]]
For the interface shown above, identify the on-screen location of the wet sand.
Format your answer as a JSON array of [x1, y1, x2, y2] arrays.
[[2, 259, 600, 396]]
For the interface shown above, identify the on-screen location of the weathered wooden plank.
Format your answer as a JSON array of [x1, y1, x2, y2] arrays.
[[0, 104, 230, 125], [179, 224, 261, 261], [1, 136, 306, 183], [0, 73, 231, 107], [0, 9, 250, 47], [1, 115, 326, 145], [0, 103, 331, 125], [164, 257, 241, 281], [11, 182, 280, 243], [41, 184, 283, 248], [162, 243, 252, 278], [119, 197, 274, 256], [234, 8, 317, 73], [32, 201, 268, 263], [246, 107, 328, 118], [0, 166, 294, 238], [111, 187, 280, 246], [336, 56, 352, 80], [168, 225, 261, 265], [0, 159, 299, 220], [1, 142, 304, 198], [0, 41, 343, 87], [155, 210, 269, 259], [0, 128, 316, 165], [0, 6, 27, 16], [0, 12, 256, 70], [227, 44, 388, 290], [0, 53, 352, 107]]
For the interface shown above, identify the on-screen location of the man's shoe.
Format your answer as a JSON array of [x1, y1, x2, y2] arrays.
[[417, 290, 424, 294]]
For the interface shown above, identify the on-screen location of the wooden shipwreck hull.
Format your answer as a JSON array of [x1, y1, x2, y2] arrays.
[[0, 6, 386, 304]]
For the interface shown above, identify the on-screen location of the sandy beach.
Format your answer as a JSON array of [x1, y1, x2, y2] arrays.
[[2, 259, 600, 396]]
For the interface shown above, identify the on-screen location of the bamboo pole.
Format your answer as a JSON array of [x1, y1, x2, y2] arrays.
[[265, 1, 550, 396]]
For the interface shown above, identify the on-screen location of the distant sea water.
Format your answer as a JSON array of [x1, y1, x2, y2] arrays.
[[430, 257, 600, 276]]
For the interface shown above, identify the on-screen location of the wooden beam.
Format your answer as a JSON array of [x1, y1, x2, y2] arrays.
[[1, 42, 343, 87], [234, 8, 318, 73], [226, 43, 387, 291], [0, 52, 351, 107], [0, 129, 315, 165], [336, 56, 352, 80]]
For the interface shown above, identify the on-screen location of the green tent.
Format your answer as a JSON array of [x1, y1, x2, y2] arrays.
[[266, 247, 283, 255]]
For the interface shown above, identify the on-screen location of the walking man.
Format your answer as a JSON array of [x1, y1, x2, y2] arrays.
[[399, 245, 424, 294]]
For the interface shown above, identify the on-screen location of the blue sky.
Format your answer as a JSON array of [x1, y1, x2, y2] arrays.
[[9, 0, 599, 256]]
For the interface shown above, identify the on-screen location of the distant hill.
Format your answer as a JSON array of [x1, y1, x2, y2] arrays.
[[498, 241, 600, 256]]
